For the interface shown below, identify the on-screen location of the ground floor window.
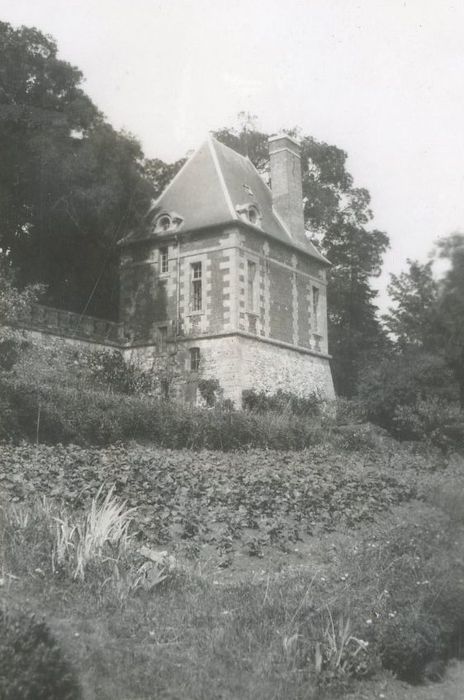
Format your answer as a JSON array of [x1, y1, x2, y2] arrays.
[[189, 347, 200, 371]]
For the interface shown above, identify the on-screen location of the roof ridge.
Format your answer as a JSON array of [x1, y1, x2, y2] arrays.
[[149, 144, 200, 210], [209, 135, 254, 165], [207, 135, 237, 220]]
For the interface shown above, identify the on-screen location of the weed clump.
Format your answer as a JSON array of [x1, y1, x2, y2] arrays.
[[0, 608, 81, 700]]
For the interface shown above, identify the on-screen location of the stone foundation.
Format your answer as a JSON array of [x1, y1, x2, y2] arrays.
[[174, 334, 335, 406]]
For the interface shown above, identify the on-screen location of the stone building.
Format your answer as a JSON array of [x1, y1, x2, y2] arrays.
[[14, 134, 335, 405], [118, 134, 335, 405]]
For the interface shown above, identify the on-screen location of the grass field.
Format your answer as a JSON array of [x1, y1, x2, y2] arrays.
[[1, 436, 464, 699]]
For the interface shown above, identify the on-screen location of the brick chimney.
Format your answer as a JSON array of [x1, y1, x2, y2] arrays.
[[268, 134, 306, 244]]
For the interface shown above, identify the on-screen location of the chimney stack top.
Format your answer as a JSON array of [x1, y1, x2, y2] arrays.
[[268, 134, 301, 159], [268, 134, 305, 243]]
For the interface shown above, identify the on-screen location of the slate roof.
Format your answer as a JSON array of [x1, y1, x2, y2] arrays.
[[121, 136, 329, 264]]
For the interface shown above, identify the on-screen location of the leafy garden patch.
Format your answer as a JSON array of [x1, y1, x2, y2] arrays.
[[0, 443, 416, 556]]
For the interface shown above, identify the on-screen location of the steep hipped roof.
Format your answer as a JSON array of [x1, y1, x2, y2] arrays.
[[121, 136, 329, 264]]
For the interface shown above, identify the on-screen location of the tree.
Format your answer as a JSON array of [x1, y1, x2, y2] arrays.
[[384, 259, 439, 350], [436, 233, 464, 407], [144, 156, 187, 199], [213, 112, 271, 173], [384, 234, 464, 408], [0, 21, 153, 318]]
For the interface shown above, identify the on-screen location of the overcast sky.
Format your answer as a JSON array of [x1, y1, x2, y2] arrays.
[[2, 0, 463, 310]]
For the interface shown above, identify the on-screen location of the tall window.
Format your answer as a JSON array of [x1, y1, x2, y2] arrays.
[[190, 347, 200, 371], [191, 262, 202, 312], [160, 247, 169, 274], [312, 286, 320, 331], [247, 260, 257, 311], [158, 325, 167, 353]]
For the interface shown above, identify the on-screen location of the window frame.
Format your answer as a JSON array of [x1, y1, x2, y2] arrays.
[[189, 347, 201, 372], [159, 246, 169, 274], [312, 285, 320, 331], [246, 258, 259, 314], [190, 261, 203, 313], [158, 325, 168, 353]]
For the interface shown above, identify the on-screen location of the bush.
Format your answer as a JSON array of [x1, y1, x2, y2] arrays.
[[83, 348, 156, 394], [242, 388, 323, 417], [0, 375, 157, 445], [393, 398, 464, 447], [197, 378, 223, 407], [344, 508, 464, 683], [357, 350, 459, 436], [0, 608, 81, 700], [0, 369, 328, 449]]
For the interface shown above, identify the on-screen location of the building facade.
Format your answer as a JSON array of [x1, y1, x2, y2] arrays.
[[118, 134, 335, 405]]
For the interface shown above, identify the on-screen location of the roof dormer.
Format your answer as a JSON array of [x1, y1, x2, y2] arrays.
[[235, 203, 262, 228], [153, 211, 184, 234]]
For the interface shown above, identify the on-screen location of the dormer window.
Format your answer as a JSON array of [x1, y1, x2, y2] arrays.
[[154, 212, 184, 234], [248, 206, 259, 225], [236, 203, 262, 228], [158, 215, 171, 231]]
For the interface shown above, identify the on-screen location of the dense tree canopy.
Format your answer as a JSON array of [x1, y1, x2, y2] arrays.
[[384, 233, 464, 407], [0, 21, 153, 318], [384, 260, 439, 350]]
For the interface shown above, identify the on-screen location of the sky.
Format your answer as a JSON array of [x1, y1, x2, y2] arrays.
[[2, 0, 464, 311]]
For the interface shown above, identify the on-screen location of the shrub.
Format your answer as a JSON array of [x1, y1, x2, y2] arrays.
[[0, 375, 157, 445], [0, 369, 329, 449], [83, 348, 156, 395], [393, 398, 464, 447], [197, 378, 223, 407], [242, 388, 323, 417], [357, 350, 458, 434], [344, 507, 464, 683], [0, 608, 81, 700]]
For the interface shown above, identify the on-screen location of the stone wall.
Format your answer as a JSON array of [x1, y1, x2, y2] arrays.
[[236, 335, 335, 400], [165, 334, 335, 406], [238, 229, 329, 354]]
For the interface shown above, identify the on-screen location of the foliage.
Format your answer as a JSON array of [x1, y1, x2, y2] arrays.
[[345, 507, 464, 683], [2, 447, 464, 696], [0, 21, 153, 319], [53, 485, 135, 581], [435, 233, 464, 407], [144, 155, 187, 198], [0, 341, 328, 448], [197, 377, 223, 407], [0, 608, 81, 700], [0, 442, 416, 554], [357, 349, 458, 436], [384, 234, 464, 409], [384, 259, 439, 350], [0, 336, 162, 441], [393, 398, 464, 448], [0, 256, 44, 326], [242, 388, 323, 417], [82, 348, 156, 395]]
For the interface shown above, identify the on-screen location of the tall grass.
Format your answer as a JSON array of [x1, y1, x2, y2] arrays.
[[53, 485, 135, 580]]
